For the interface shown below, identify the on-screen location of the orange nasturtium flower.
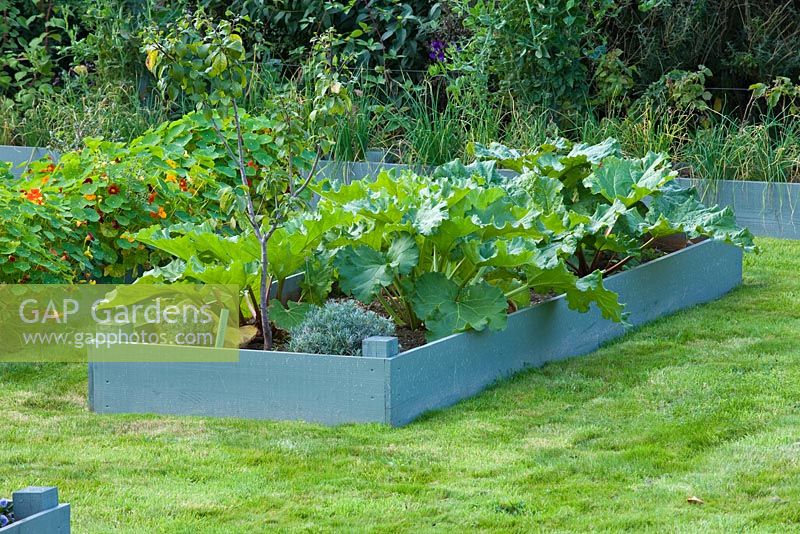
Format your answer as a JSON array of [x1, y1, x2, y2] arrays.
[[166, 159, 178, 169], [149, 206, 167, 219], [84, 194, 97, 201], [165, 173, 177, 183], [25, 188, 44, 205]]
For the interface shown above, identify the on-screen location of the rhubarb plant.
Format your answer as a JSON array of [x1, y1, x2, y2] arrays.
[[473, 138, 756, 278], [134, 206, 350, 330], [314, 168, 625, 341]]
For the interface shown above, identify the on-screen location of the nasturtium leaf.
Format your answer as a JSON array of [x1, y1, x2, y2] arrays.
[[102, 194, 124, 210], [80, 182, 98, 195], [83, 208, 101, 222]]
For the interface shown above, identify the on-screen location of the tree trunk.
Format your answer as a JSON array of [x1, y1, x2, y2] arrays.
[[259, 237, 272, 350]]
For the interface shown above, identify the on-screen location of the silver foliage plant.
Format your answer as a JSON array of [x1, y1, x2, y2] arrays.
[[288, 301, 395, 356]]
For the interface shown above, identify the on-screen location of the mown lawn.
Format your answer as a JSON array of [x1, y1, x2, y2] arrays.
[[1, 238, 799, 533]]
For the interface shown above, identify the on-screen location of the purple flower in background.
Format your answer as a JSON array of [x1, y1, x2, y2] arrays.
[[429, 39, 446, 62], [0, 499, 7, 509], [0, 514, 9, 527]]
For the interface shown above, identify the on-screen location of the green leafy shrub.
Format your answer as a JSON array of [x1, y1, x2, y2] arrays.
[[287, 301, 395, 356], [604, 1, 800, 95], [447, 0, 610, 108], [637, 66, 713, 114], [592, 48, 638, 113], [200, 0, 441, 72]]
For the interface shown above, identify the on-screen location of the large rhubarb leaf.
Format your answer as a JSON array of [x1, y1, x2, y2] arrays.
[[410, 272, 508, 340], [268, 207, 351, 282], [434, 159, 502, 184], [135, 223, 260, 289], [335, 246, 397, 302], [334, 234, 419, 301], [470, 142, 536, 172], [404, 198, 448, 236], [644, 184, 757, 251], [514, 172, 565, 214], [135, 222, 255, 263], [462, 237, 538, 268], [269, 299, 316, 331], [584, 152, 676, 207], [567, 137, 621, 164], [524, 263, 625, 322], [184, 257, 260, 287]]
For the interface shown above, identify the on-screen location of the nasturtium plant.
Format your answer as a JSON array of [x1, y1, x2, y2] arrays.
[[0, 113, 228, 284]]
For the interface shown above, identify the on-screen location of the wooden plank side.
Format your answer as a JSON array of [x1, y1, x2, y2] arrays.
[[91, 351, 388, 425], [387, 241, 743, 426]]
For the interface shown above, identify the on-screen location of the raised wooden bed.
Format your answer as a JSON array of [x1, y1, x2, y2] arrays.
[[1, 487, 70, 533], [89, 239, 742, 427]]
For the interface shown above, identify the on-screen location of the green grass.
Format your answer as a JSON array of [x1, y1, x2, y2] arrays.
[[1, 238, 799, 532]]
